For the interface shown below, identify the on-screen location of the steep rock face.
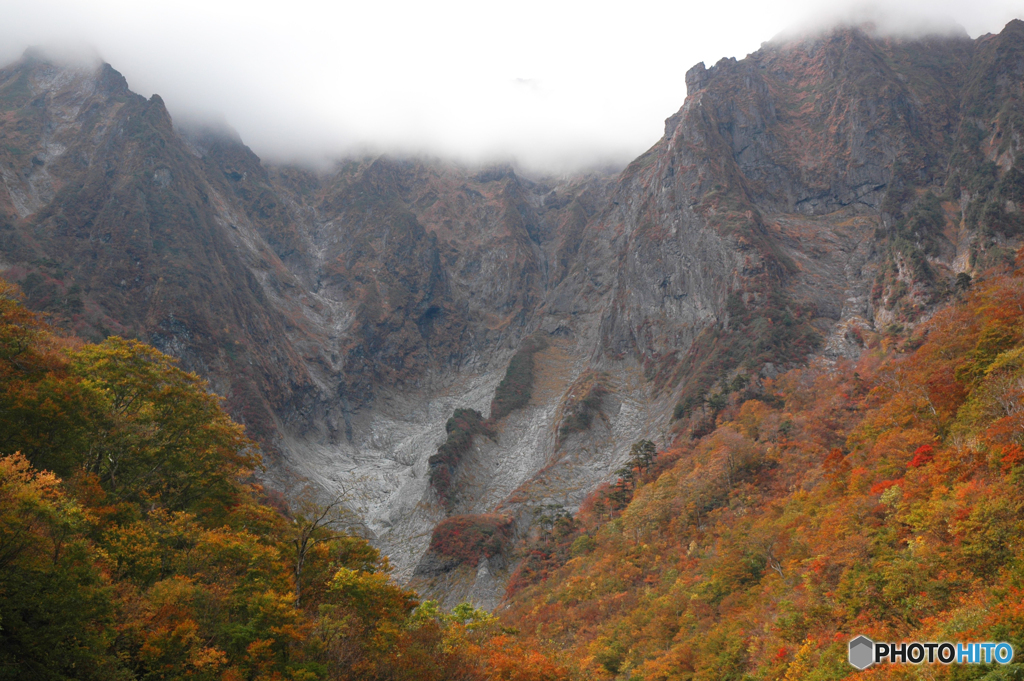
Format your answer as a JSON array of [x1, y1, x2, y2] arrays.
[[558, 22, 1023, 409], [1, 20, 1022, 606], [250, 161, 618, 577], [676, 30, 973, 215], [0, 55, 318, 446], [414, 20, 1024, 603]]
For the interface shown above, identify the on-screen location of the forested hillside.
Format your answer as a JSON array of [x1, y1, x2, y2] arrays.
[[0, 281, 564, 680], [500, 253, 1024, 680]]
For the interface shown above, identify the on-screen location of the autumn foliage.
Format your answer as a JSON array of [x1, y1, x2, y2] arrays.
[[501, 257, 1024, 679], [429, 514, 514, 568], [0, 280, 565, 680]]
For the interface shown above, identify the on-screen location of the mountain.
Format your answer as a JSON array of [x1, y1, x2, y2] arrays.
[[0, 19, 1021, 608]]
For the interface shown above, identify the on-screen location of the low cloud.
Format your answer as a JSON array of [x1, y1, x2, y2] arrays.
[[0, 0, 1019, 172], [775, 2, 971, 41]]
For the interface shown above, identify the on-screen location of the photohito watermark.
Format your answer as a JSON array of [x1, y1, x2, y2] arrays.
[[849, 636, 1015, 670]]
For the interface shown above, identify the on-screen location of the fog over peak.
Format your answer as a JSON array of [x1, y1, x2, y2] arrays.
[[773, 4, 972, 43], [0, 0, 1019, 173], [21, 42, 104, 69]]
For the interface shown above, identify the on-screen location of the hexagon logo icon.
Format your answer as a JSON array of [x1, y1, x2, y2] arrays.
[[849, 636, 875, 670]]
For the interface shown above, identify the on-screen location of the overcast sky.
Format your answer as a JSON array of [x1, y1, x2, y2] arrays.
[[0, 0, 1020, 172]]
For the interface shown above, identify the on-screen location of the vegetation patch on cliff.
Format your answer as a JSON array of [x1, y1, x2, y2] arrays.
[[556, 372, 610, 449], [489, 335, 549, 421], [428, 513, 514, 568], [872, 191, 952, 320], [671, 288, 819, 433], [428, 408, 496, 511]]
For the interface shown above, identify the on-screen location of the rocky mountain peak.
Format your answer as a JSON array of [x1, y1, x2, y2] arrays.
[[97, 62, 131, 95]]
